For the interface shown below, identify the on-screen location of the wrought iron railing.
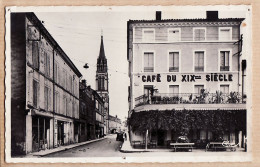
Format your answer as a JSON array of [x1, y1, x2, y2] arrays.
[[195, 66, 204, 72], [220, 66, 230, 71], [135, 92, 244, 107], [169, 67, 179, 72]]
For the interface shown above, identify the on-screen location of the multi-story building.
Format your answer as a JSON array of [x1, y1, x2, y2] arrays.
[[108, 115, 122, 133], [96, 35, 110, 135], [11, 13, 82, 156], [127, 11, 247, 148], [93, 91, 105, 138]]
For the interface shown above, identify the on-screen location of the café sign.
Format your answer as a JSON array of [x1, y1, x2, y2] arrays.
[[141, 73, 233, 82]]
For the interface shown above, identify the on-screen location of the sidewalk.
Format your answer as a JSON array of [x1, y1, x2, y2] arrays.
[[120, 139, 246, 153], [24, 137, 107, 157]]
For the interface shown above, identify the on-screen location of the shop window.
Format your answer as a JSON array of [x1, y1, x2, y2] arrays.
[[33, 80, 39, 108], [144, 52, 154, 72], [32, 41, 39, 70], [194, 28, 206, 41], [194, 51, 204, 71], [169, 52, 179, 72], [44, 51, 50, 77], [194, 85, 204, 94], [142, 29, 155, 42], [219, 27, 232, 41], [168, 28, 180, 41], [220, 51, 230, 71], [220, 85, 229, 94], [169, 85, 179, 95]]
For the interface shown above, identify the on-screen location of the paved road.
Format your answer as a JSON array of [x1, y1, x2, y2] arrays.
[[45, 134, 124, 157]]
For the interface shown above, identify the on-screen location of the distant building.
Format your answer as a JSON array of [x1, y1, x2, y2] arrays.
[[108, 115, 122, 133], [96, 35, 110, 134], [127, 11, 247, 148], [93, 90, 105, 138], [11, 13, 82, 156], [79, 80, 104, 141]]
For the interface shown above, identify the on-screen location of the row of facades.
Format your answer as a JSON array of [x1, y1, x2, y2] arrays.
[[10, 13, 118, 156]]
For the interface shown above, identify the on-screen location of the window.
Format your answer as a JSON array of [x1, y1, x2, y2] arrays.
[[44, 86, 50, 111], [219, 28, 231, 41], [194, 28, 206, 41], [33, 80, 39, 107], [144, 52, 154, 72], [169, 52, 179, 72], [44, 51, 50, 77], [98, 76, 105, 90], [169, 85, 179, 95], [194, 51, 204, 71], [69, 75, 72, 92], [168, 29, 180, 41], [55, 91, 60, 114], [32, 42, 39, 69], [220, 51, 230, 71], [54, 62, 59, 82], [194, 85, 204, 94], [63, 96, 67, 116], [144, 85, 153, 96], [62, 69, 66, 88], [220, 85, 229, 94], [142, 29, 155, 42]]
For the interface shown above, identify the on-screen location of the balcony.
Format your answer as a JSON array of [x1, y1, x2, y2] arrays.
[[144, 67, 154, 72], [134, 92, 246, 111], [194, 66, 204, 72], [169, 67, 179, 72], [220, 66, 230, 71]]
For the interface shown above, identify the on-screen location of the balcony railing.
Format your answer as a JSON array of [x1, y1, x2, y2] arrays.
[[135, 92, 244, 107], [144, 67, 154, 72], [220, 66, 230, 71], [169, 67, 179, 72], [194, 66, 204, 72]]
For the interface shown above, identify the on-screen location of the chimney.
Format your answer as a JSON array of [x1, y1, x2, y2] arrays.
[[206, 11, 218, 20], [156, 11, 161, 20]]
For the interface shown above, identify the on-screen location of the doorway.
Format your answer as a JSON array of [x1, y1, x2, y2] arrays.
[[157, 130, 166, 146]]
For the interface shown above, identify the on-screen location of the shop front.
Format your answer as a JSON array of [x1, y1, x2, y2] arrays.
[[129, 109, 246, 149]]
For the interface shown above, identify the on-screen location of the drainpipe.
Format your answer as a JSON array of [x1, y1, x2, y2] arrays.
[[52, 46, 56, 148]]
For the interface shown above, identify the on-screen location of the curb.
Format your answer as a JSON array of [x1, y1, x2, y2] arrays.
[[31, 137, 107, 157]]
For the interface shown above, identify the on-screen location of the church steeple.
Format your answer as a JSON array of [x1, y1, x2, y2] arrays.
[[97, 34, 107, 73]]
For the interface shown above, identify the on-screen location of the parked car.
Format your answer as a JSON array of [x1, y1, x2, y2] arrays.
[[116, 132, 124, 141], [176, 136, 189, 143]]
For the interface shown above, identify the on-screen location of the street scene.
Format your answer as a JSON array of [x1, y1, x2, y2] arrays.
[[5, 6, 251, 162]]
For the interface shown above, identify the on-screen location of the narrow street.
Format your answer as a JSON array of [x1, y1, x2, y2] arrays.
[[44, 134, 123, 157]]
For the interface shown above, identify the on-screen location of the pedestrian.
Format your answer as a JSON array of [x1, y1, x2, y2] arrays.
[[124, 132, 127, 141]]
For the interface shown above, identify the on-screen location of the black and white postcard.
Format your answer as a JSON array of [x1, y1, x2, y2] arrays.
[[5, 5, 252, 163]]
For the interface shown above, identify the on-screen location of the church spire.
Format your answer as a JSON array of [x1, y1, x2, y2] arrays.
[[97, 33, 107, 73], [98, 31, 106, 60]]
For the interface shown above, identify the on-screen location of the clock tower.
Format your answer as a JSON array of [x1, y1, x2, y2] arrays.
[[96, 34, 109, 134]]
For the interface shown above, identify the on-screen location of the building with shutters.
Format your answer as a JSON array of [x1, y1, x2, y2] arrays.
[[10, 13, 82, 156], [96, 35, 110, 135], [127, 11, 247, 149]]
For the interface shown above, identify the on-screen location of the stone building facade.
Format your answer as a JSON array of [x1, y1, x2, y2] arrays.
[[11, 13, 82, 156], [127, 11, 247, 148]]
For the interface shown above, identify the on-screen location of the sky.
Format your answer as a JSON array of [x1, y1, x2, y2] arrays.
[[31, 6, 249, 121]]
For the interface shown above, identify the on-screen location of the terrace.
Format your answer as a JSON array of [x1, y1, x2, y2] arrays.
[[134, 91, 246, 112]]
